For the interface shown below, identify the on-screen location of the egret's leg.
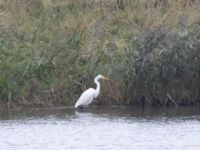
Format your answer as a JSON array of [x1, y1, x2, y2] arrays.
[[79, 106, 84, 110], [79, 105, 89, 109]]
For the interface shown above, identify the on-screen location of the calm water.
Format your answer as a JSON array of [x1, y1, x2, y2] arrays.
[[0, 107, 200, 150]]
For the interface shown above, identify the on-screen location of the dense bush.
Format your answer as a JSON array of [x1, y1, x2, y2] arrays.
[[123, 25, 200, 106]]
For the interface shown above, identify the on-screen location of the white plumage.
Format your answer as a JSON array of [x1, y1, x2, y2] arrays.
[[74, 88, 95, 108], [74, 75, 109, 108]]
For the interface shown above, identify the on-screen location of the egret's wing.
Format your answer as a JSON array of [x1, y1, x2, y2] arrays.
[[74, 88, 95, 108]]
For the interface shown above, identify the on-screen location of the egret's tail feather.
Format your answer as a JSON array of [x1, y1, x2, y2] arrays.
[[74, 102, 79, 108]]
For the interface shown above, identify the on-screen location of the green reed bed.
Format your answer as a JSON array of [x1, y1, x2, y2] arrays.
[[0, 0, 199, 108]]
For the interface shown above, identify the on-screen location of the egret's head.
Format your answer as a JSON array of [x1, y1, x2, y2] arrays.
[[96, 75, 109, 80]]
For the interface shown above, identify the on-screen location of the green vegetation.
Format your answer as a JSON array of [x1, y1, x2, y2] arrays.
[[0, 0, 199, 108]]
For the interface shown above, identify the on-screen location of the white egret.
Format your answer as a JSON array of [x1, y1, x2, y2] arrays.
[[74, 75, 109, 108]]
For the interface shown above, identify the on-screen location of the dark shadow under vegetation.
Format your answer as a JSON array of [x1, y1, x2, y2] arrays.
[[0, 0, 199, 108]]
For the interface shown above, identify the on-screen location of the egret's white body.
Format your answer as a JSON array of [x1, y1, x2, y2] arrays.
[[74, 75, 108, 108]]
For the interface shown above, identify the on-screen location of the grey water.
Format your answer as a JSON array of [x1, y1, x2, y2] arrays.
[[0, 107, 200, 150]]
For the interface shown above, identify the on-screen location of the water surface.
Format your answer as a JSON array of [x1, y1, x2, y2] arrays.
[[0, 107, 200, 150]]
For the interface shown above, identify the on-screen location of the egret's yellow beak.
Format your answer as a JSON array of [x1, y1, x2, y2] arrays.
[[103, 77, 109, 80]]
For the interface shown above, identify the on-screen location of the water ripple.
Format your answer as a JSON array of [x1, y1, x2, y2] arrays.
[[0, 107, 200, 150]]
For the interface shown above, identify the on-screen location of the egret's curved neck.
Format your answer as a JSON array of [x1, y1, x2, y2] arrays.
[[94, 77, 100, 98]]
